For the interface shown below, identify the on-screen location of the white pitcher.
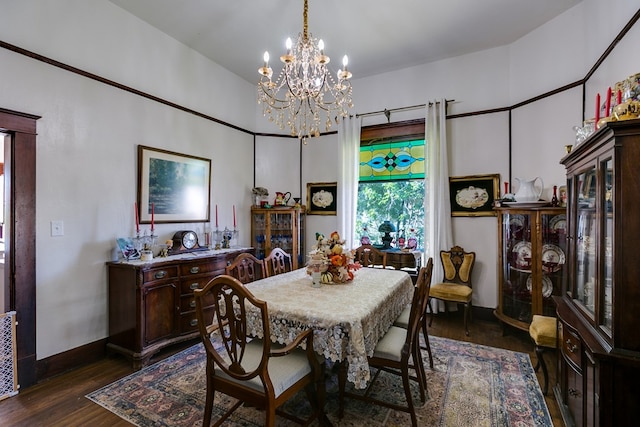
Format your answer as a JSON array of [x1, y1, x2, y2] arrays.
[[514, 177, 543, 202]]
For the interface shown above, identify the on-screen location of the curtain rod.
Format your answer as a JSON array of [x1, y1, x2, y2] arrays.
[[356, 99, 455, 119]]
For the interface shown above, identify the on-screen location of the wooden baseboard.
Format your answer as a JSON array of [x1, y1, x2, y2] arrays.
[[473, 306, 497, 322], [35, 338, 107, 382]]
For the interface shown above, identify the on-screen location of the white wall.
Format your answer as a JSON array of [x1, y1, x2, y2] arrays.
[[0, 0, 256, 359]]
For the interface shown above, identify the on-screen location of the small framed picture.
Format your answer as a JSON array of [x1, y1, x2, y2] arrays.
[[449, 174, 500, 217], [306, 182, 337, 215]]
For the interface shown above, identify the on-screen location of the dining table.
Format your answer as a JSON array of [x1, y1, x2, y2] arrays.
[[244, 267, 414, 389]]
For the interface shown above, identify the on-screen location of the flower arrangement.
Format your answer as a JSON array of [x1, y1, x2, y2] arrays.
[[307, 231, 361, 284]]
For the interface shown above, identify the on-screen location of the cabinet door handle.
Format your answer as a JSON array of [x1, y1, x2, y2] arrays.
[[568, 388, 581, 398], [565, 339, 577, 353], [190, 319, 198, 326], [190, 283, 199, 290], [190, 266, 200, 274], [190, 300, 196, 308], [154, 271, 167, 279]]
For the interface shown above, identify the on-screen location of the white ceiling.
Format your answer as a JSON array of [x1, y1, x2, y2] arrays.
[[109, 0, 582, 84]]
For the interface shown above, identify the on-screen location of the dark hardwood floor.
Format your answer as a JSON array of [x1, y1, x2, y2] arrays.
[[0, 310, 562, 426]]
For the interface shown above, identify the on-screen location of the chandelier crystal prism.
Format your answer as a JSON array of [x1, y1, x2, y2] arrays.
[[257, 0, 353, 142]]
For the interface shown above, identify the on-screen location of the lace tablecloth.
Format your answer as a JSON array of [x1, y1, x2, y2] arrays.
[[244, 267, 414, 389]]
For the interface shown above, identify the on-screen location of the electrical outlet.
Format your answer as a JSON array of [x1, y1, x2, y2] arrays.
[[51, 220, 64, 237]]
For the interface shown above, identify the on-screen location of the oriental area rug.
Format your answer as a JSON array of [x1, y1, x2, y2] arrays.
[[87, 336, 552, 426]]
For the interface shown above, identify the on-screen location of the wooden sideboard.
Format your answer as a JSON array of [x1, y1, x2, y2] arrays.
[[107, 247, 253, 368]]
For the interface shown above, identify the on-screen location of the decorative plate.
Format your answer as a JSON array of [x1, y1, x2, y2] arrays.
[[509, 214, 525, 232], [455, 186, 489, 209], [502, 201, 550, 208], [527, 275, 554, 298], [511, 241, 532, 271], [542, 243, 565, 272], [311, 190, 334, 208], [549, 214, 567, 232]]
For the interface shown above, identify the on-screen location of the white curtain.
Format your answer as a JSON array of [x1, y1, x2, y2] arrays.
[[425, 100, 453, 309], [338, 116, 362, 248]]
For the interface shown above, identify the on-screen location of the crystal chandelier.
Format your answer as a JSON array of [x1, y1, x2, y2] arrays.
[[257, 0, 354, 143]]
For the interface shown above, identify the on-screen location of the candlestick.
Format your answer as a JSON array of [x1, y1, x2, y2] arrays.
[[606, 87, 611, 117], [233, 205, 236, 228], [151, 203, 154, 232], [617, 89, 622, 105], [215, 204, 218, 228], [134, 202, 139, 233], [595, 93, 600, 126]]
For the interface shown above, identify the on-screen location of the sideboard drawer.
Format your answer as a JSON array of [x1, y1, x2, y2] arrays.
[[180, 260, 221, 276], [180, 277, 214, 295], [143, 266, 178, 283], [561, 323, 582, 370]]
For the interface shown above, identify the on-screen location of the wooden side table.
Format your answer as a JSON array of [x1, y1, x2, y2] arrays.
[[382, 249, 422, 270]]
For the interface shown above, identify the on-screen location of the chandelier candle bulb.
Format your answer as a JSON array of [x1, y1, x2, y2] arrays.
[[134, 202, 139, 234]]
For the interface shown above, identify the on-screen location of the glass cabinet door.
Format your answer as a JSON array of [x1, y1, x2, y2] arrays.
[[498, 207, 566, 329], [501, 211, 533, 323], [269, 211, 293, 254], [602, 157, 613, 332], [574, 166, 597, 317], [541, 211, 567, 316], [253, 212, 267, 259]]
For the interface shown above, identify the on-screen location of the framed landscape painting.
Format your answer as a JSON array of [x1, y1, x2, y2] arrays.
[[137, 145, 211, 224], [449, 174, 499, 217]]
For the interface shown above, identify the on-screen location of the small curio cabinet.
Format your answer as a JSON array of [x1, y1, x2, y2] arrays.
[[251, 206, 305, 269], [494, 206, 567, 331], [554, 118, 640, 427]]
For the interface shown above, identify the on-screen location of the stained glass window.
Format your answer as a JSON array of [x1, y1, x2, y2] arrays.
[[359, 140, 425, 182]]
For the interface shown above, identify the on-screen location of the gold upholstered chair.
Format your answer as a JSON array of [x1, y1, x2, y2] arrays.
[[428, 245, 475, 336], [529, 314, 558, 395]]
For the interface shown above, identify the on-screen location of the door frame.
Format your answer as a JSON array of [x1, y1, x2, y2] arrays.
[[0, 107, 39, 388]]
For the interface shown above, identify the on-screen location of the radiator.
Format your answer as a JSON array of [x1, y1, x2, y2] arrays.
[[0, 311, 18, 400]]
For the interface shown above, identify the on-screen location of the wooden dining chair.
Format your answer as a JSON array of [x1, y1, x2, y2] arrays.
[[428, 245, 476, 336], [264, 247, 293, 276], [354, 244, 387, 268], [393, 258, 435, 370], [338, 262, 430, 426], [225, 252, 267, 284], [194, 275, 325, 427]]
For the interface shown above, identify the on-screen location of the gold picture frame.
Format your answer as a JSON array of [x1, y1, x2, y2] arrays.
[[449, 174, 500, 217], [137, 145, 211, 224]]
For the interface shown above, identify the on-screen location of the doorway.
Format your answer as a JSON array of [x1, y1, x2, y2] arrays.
[[0, 108, 38, 388]]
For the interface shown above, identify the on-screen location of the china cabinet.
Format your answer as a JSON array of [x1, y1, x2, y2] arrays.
[[494, 206, 567, 331], [555, 118, 640, 427], [107, 248, 253, 368], [251, 206, 305, 269]]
